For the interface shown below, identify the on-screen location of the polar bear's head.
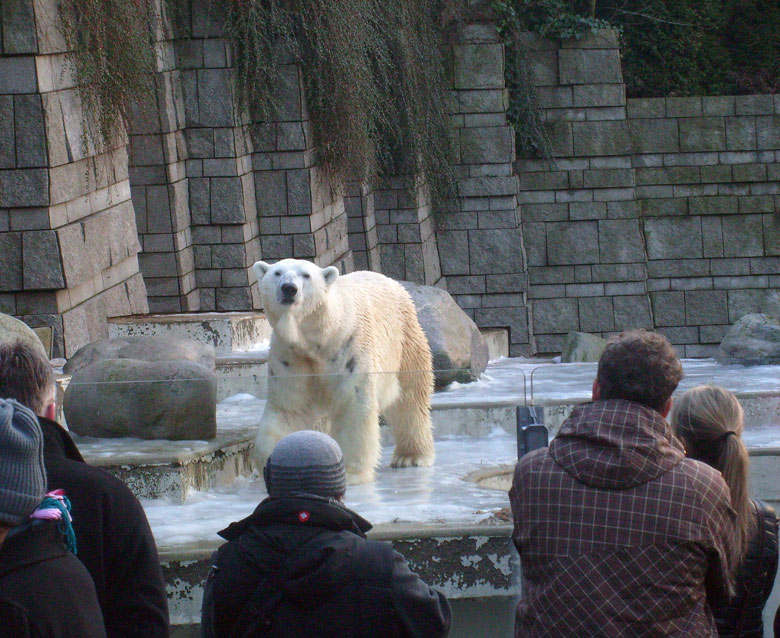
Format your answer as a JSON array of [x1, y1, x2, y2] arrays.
[[253, 259, 339, 315]]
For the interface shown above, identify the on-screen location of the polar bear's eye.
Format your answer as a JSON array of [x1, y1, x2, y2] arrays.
[[302, 273, 310, 279], [274, 271, 281, 276]]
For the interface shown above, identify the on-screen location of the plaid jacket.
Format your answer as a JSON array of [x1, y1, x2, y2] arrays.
[[510, 399, 737, 638]]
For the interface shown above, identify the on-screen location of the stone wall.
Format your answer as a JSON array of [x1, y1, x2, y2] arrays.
[[0, 0, 148, 358], [517, 30, 780, 356], [628, 95, 780, 356]]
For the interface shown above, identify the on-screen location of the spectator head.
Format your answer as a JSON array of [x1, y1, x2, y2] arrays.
[[0, 398, 46, 530], [0, 341, 56, 419], [594, 329, 683, 415], [263, 430, 346, 500], [671, 385, 751, 561]]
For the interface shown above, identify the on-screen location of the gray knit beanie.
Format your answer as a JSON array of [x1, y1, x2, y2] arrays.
[[263, 430, 346, 498], [0, 398, 46, 527]]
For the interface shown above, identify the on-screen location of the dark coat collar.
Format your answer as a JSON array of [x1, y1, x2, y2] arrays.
[[38, 416, 85, 463], [218, 495, 372, 542]]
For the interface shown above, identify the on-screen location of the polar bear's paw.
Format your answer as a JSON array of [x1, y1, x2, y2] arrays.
[[346, 467, 376, 486], [390, 453, 434, 468]]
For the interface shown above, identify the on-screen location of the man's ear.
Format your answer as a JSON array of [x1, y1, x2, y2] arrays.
[[591, 378, 601, 401], [660, 397, 673, 419], [322, 266, 339, 286], [43, 399, 57, 422], [252, 261, 271, 284]]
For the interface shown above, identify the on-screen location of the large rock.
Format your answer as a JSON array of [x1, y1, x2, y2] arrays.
[[63, 336, 217, 440], [401, 282, 488, 388], [717, 314, 780, 365], [64, 336, 215, 375], [0, 313, 48, 358], [561, 332, 607, 363]]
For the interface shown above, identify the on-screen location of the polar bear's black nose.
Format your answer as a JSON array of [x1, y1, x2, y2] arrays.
[[281, 283, 298, 297]]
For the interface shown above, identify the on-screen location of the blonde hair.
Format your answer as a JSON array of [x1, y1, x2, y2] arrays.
[[671, 385, 753, 563]]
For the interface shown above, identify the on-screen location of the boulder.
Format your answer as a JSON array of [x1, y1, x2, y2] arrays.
[[717, 314, 780, 365], [64, 335, 215, 375], [561, 332, 607, 363], [0, 313, 48, 358], [401, 282, 488, 388], [63, 336, 217, 440]]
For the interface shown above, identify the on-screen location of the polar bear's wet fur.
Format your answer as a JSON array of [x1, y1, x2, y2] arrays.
[[252, 259, 435, 484]]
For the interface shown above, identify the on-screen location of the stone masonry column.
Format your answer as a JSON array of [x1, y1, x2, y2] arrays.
[[438, 22, 531, 356], [176, 1, 262, 311], [517, 30, 652, 353], [345, 180, 380, 272], [374, 178, 441, 285], [128, 0, 199, 314], [251, 62, 353, 273], [1, 0, 148, 357]]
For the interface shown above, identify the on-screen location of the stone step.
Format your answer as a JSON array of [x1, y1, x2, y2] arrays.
[[107, 312, 272, 355]]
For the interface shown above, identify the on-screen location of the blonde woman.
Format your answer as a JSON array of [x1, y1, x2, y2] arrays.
[[672, 385, 779, 638]]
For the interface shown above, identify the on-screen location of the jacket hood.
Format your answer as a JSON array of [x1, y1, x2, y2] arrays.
[[549, 399, 685, 490], [219, 495, 373, 606]]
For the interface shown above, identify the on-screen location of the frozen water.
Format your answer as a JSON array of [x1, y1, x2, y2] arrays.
[[143, 428, 517, 548]]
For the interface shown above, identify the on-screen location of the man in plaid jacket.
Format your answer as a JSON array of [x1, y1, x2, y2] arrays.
[[510, 329, 737, 637]]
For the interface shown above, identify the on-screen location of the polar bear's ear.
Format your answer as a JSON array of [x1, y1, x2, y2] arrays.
[[322, 265, 339, 286], [252, 261, 271, 283]]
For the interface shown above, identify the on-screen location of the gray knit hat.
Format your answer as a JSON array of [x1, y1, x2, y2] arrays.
[[0, 398, 46, 527], [263, 430, 347, 498]]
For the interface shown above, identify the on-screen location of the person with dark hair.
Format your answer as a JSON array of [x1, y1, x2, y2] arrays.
[[201, 430, 451, 638], [0, 398, 106, 637], [0, 340, 170, 638], [672, 386, 778, 638], [510, 329, 738, 637]]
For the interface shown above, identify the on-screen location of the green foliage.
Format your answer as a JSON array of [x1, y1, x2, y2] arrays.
[[225, 0, 460, 199], [59, 0, 158, 150], [720, 0, 780, 93]]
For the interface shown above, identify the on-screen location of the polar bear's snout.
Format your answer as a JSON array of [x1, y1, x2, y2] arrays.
[[280, 283, 298, 304]]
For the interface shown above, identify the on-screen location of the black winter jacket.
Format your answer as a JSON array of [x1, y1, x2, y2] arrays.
[[201, 495, 451, 638], [39, 416, 170, 638], [0, 520, 107, 638], [712, 499, 778, 638]]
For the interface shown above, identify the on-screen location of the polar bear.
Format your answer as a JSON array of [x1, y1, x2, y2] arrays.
[[252, 258, 434, 484]]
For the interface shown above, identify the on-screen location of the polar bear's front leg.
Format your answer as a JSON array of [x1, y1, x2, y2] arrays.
[[252, 405, 314, 472], [330, 386, 381, 485]]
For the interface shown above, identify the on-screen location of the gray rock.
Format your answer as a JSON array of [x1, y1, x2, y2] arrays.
[[64, 335, 215, 375], [401, 281, 488, 388], [0, 313, 48, 358], [64, 358, 216, 440], [717, 314, 780, 365], [561, 332, 607, 363]]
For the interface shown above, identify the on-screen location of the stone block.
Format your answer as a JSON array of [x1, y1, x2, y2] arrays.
[[216, 287, 252, 312], [721, 214, 764, 257], [565, 283, 603, 297], [725, 117, 756, 151], [640, 198, 687, 217], [457, 89, 506, 114], [0, 232, 23, 290], [699, 165, 733, 183], [701, 217, 723, 258], [679, 118, 726, 152], [543, 121, 574, 156], [517, 171, 568, 191], [569, 202, 606, 220], [469, 229, 524, 275], [572, 120, 631, 156], [254, 170, 287, 217], [736, 95, 774, 116], [685, 289, 728, 325], [702, 96, 735, 117], [195, 69, 233, 127], [211, 178, 245, 224], [529, 266, 574, 285], [537, 87, 573, 109], [644, 217, 702, 260], [647, 259, 709, 278], [630, 119, 679, 153], [13, 95, 46, 168], [519, 203, 567, 222], [2, 0, 37, 53], [460, 127, 514, 164], [437, 231, 469, 276], [453, 43, 503, 89], [634, 166, 699, 186], [688, 196, 738, 216], [0, 56, 36, 93], [613, 295, 652, 330], [727, 289, 780, 323], [0, 97, 14, 168], [764, 213, 780, 256], [598, 219, 644, 263], [591, 263, 646, 282], [573, 84, 624, 108], [0, 169, 48, 207], [756, 116, 780, 150], [733, 163, 767, 182], [559, 49, 622, 85], [578, 296, 614, 332], [710, 258, 751, 276], [665, 97, 701, 118], [583, 169, 633, 189], [651, 291, 685, 326], [287, 169, 312, 214], [22, 230, 64, 289], [486, 273, 528, 293], [533, 298, 579, 334], [546, 221, 598, 265], [627, 99, 665, 119]]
